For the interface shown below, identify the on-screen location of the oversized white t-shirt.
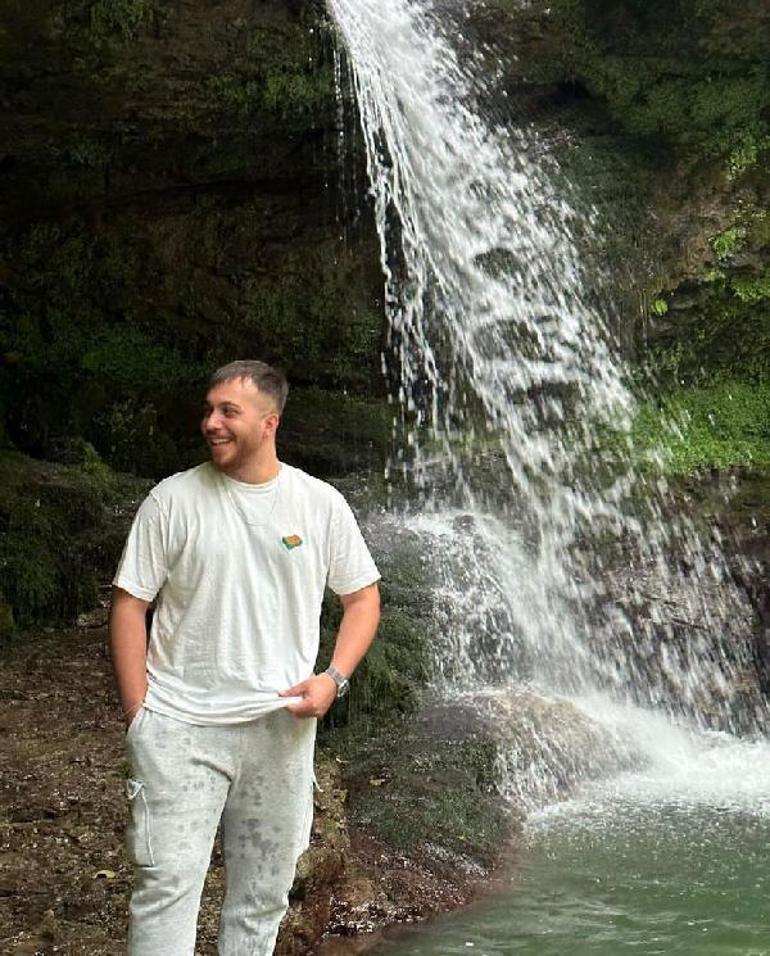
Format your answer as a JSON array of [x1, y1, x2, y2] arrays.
[[113, 461, 380, 724]]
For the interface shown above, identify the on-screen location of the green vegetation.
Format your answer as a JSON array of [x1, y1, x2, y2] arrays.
[[712, 226, 746, 259], [333, 716, 511, 868], [726, 136, 770, 180], [0, 221, 206, 476], [544, 1, 770, 168], [0, 449, 150, 633], [630, 380, 770, 474], [318, 528, 431, 727], [647, 268, 770, 387], [1, 213, 387, 479], [0, 0, 348, 480], [206, 22, 335, 123], [85, 0, 158, 41], [731, 271, 770, 304], [282, 388, 391, 476]]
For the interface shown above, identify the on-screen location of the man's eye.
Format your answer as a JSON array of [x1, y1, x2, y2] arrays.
[[224, 408, 239, 417]]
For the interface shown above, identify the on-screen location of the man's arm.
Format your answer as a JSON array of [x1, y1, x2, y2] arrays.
[[281, 582, 381, 718], [109, 586, 151, 726]]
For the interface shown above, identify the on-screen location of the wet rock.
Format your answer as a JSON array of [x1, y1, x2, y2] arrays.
[[681, 468, 770, 703], [277, 757, 348, 955], [316, 686, 638, 947]]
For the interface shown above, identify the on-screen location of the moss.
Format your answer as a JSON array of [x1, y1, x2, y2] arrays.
[[1, 220, 207, 473], [650, 297, 669, 316], [330, 718, 511, 869], [0, 0, 383, 481], [746, 211, 770, 250], [726, 136, 770, 180], [50, 132, 113, 169], [2, 182, 384, 474], [279, 388, 391, 477], [731, 270, 770, 304], [630, 380, 770, 474], [84, 0, 158, 42], [498, 0, 770, 166], [647, 272, 770, 386], [238, 248, 383, 392], [202, 18, 335, 125], [712, 225, 746, 259], [262, 69, 333, 118], [205, 74, 263, 118], [0, 449, 150, 629], [317, 526, 432, 729]]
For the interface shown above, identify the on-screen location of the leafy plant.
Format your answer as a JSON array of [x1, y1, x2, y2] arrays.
[[712, 226, 746, 259]]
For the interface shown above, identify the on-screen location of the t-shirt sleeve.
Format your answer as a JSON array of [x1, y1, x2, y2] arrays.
[[112, 493, 169, 602], [327, 494, 381, 596]]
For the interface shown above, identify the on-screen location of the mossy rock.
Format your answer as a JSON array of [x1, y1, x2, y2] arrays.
[[332, 706, 512, 877], [0, 0, 385, 482], [627, 380, 770, 475], [1, 212, 385, 479], [0, 448, 150, 630], [646, 272, 770, 386], [317, 519, 432, 730], [279, 388, 392, 477], [329, 689, 639, 880]]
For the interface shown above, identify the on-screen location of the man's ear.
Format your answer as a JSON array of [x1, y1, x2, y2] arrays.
[[264, 412, 280, 436]]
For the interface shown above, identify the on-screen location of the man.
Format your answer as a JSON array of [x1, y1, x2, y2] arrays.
[[110, 360, 381, 954]]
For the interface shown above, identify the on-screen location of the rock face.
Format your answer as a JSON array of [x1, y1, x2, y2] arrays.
[[2, 0, 767, 473], [460, 0, 770, 392], [0, 0, 387, 478]]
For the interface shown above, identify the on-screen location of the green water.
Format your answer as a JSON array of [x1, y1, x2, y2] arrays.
[[371, 799, 770, 955]]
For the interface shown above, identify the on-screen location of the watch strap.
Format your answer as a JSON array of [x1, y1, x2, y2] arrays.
[[324, 665, 350, 698]]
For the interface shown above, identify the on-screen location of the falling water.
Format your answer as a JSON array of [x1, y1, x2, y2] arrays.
[[327, 0, 765, 779]]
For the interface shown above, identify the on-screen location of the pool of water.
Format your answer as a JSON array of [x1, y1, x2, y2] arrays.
[[369, 726, 770, 956]]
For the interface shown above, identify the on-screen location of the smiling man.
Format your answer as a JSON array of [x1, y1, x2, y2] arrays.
[[110, 359, 381, 955]]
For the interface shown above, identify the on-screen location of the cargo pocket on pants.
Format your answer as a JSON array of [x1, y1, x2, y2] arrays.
[[126, 778, 155, 867]]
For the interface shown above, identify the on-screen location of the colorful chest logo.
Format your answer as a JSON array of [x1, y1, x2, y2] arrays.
[[282, 534, 303, 551]]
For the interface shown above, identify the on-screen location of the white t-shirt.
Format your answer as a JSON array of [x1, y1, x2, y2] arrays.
[[113, 461, 380, 724]]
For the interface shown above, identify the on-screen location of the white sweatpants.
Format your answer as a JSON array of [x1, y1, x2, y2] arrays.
[[124, 707, 316, 955]]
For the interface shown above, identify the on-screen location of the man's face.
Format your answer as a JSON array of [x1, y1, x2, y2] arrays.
[[201, 377, 279, 474]]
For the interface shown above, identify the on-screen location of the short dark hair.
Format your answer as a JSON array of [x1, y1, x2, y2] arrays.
[[209, 360, 289, 413]]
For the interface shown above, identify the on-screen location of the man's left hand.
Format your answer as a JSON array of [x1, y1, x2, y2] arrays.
[[280, 673, 337, 718]]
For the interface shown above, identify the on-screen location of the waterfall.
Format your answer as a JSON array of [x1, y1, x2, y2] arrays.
[[327, 0, 765, 749]]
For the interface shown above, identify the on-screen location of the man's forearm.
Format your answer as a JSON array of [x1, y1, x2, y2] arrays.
[[330, 584, 381, 678], [109, 589, 150, 719]]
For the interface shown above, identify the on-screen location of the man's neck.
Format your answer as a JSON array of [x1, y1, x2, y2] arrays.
[[219, 454, 281, 485]]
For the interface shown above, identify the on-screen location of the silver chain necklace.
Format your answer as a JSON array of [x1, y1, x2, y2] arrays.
[[219, 467, 282, 528]]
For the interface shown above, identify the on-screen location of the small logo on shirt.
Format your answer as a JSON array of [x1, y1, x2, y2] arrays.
[[282, 534, 303, 551]]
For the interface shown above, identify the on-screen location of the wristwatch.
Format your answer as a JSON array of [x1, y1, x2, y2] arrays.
[[324, 665, 350, 698]]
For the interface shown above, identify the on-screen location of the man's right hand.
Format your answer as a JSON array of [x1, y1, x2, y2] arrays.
[[124, 699, 145, 728]]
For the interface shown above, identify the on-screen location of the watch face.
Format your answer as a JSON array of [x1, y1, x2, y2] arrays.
[[337, 679, 350, 698]]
